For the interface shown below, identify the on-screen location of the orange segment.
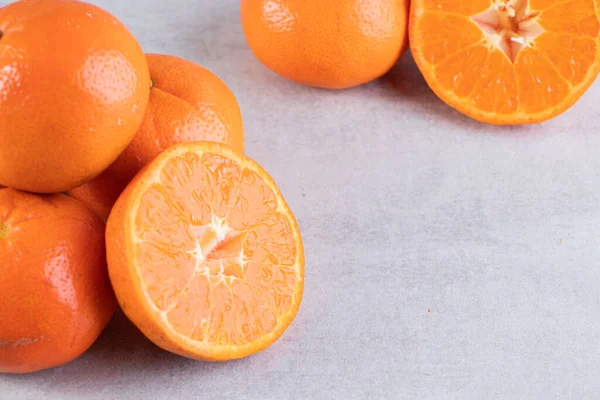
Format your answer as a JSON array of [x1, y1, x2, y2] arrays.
[[537, 0, 599, 37], [106, 142, 304, 361], [166, 275, 212, 340], [534, 33, 597, 85], [514, 47, 571, 113], [434, 44, 491, 97], [469, 50, 519, 114], [410, 0, 600, 124], [229, 169, 279, 231], [413, 13, 484, 65]]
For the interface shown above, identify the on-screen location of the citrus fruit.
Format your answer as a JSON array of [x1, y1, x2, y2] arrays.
[[68, 54, 244, 220], [106, 142, 304, 361], [241, 0, 409, 89], [0, 189, 116, 373], [0, 0, 150, 193], [409, 0, 600, 124]]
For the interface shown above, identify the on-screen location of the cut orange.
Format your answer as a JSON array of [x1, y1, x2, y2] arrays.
[[106, 142, 304, 361], [410, 0, 600, 124]]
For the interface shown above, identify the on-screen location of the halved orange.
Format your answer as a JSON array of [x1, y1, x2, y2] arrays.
[[410, 0, 600, 124], [106, 142, 304, 361]]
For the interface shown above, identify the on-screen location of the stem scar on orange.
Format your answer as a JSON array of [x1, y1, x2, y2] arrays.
[[409, 0, 600, 124], [106, 142, 304, 361]]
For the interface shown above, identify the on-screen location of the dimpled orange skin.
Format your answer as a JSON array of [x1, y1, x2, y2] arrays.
[[0, 0, 150, 193], [241, 0, 409, 89], [0, 189, 116, 373], [68, 54, 244, 220]]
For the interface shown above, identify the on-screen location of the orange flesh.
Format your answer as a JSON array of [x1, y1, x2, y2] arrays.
[[411, 0, 600, 123], [131, 149, 301, 349]]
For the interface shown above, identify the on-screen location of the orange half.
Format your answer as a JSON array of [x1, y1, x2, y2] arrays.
[[106, 142, 304, 361], [410, 0, 600, 124]]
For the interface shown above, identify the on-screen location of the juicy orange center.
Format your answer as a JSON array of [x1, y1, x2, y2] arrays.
[[473, 0, 543, 62], [188, 217, 247, 280], [134, 150, 300, 347]]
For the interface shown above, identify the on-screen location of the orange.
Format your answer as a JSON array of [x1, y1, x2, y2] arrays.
[[241, 0, 409, 89], [106, 142, 304, 361], [0, 0, 150, 193], [68, 54, 244, 220], [410, 0, 600, 124], [0, 189, 116, 373]]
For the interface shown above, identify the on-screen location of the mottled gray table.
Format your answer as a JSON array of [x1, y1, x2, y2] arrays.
[[2, 0, 600, 398]]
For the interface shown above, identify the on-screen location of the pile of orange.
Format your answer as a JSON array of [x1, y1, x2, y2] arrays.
[[1, 0, 599, 374], [0, 0, 303, 373]]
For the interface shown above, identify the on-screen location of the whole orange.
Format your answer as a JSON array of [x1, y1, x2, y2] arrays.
[[68, 54, 244, 220], [0, 0, 150, 193], [241, 0, 409, 89], [0, 189, 116, 373]]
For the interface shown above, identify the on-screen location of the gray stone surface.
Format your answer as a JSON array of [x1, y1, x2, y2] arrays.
[[2, 0, 600, 398]]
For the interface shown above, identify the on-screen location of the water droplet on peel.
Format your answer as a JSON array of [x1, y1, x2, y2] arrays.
[[117, 117, 122, 126]]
